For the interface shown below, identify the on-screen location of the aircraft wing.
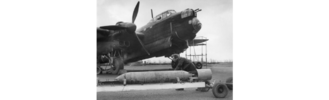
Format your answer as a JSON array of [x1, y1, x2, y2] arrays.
[[189, 43, 206, 46], [95, 28, 110, 39], [97, 25, 126, 39], [188, 38, 208, 46], [97, 27, 148, 55]]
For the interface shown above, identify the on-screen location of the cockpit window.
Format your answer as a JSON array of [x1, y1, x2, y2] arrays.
[[169, 10, 176, 14], [156, 15, 162, 20], [149, 10, 176, 23], [162, 13, 167, 18]]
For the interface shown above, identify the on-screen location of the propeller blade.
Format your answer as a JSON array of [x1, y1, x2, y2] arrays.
[[97, 28, 113, 39], [135, 33, 150, 55], [151, 9, 153, 18], [132, 1, 140, 23]]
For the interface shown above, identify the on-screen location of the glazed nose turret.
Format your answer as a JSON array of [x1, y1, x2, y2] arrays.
[[174, 8, 202, 40], [191, 17, 201, 34]]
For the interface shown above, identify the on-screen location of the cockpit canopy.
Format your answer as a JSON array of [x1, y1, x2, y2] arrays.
[[149, 9, 176, 23]]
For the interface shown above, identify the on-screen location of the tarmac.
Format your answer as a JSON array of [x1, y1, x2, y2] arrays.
[[97, 63, 233, 100]]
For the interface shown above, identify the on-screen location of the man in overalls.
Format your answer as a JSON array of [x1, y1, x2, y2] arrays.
[[170, 54, 212, 91]]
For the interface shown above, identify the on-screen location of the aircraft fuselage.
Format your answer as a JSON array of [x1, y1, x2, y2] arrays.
[[124, 9, 202, 63]]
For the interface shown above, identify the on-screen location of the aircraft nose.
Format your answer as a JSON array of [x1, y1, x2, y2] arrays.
[[191, 17, 201, 34]]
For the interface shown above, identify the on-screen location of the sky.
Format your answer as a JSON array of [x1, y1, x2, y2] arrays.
[[97, 0, 232, 62]]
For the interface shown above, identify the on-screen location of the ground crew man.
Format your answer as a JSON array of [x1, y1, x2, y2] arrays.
[[170, 54, 198, 76], [170, 54, 211, 91]]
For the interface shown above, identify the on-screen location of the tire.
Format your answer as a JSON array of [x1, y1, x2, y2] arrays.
[[195, 62, 203, 69], [212, 83, 229, 98], [97, 67, 102, 75], [226, 77, 233, 90]]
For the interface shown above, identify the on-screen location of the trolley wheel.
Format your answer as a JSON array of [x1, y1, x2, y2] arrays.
[[226, 77, 235, 90], [212, 83, 229, 98]]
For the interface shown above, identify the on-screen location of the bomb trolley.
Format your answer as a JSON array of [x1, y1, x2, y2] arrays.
[[97, 69, 232, 98]]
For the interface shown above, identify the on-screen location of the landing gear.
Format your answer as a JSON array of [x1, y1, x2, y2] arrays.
[[97, 57, 124, 75], [97, 49, 126, 75], [112, 57, 124, 74]]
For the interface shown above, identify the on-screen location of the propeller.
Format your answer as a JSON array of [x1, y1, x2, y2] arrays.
[[130, 1, 149, 55], [98, 1, 139, 31], [132, 1, 140, 23]]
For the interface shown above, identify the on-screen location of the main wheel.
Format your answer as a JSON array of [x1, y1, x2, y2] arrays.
[[212, 83, 229, 98]]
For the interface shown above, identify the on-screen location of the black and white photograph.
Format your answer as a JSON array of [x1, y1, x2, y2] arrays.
[[97, 0, 232, 99]]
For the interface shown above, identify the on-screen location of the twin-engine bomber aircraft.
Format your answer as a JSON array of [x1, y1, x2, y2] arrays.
[[97, 1, 207, 74]]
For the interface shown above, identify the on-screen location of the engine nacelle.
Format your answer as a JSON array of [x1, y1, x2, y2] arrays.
[[116, 21, 137, 33]]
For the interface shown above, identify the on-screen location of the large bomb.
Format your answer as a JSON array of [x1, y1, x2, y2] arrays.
[[115, 69, 212, 84]]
